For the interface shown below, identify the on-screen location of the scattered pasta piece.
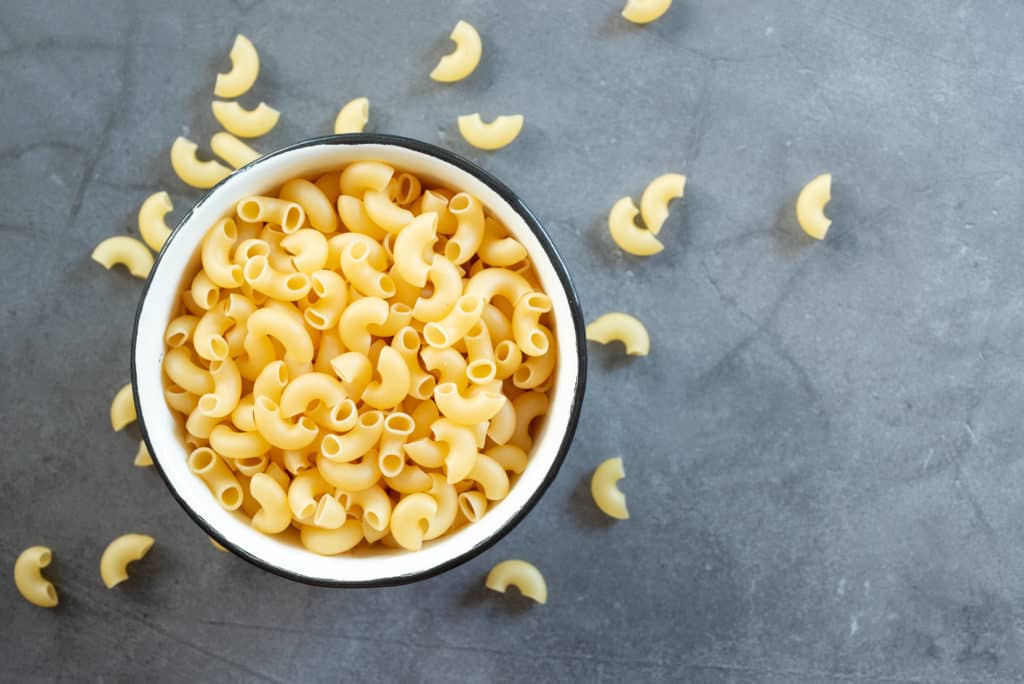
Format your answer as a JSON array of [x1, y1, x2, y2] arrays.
[[622, 0, 673, 24], [334, 97, 370, 134], [214, 34, 259, 98], [457, 113, 524, 151], [210, 537, 228, 552], [14, 546, 58, 608], [608, 197, 663, 256], [591, 457, 629, 520], [430, 20, 482, 82], [486, 559, 547, 604], [585, 313, 650, 356], [138, 191, 174, 252], [639, 173, 686, 236], [211, 132, 261, 169], [92, 236, 154, 278], [99, 534, 155, 589], [170, 137, 231, 189], [211, 100, 280, 138], [134, 441, 154, 467], [110, 383, 136, 431], [796, 173, 832, 240]]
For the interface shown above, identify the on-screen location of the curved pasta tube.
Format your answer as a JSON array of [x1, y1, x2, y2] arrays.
[[392, 327, 435, 400], [164, 347, 214, 396], [363, 189, 414, 234], [431, 417, 478, 483], [403, 438, 446, 469], [165, 314, 198, 348], [201, 218, 244, 288], [211, 100, 279, 138], [510, 391, 549, 451], [211, 132, 261, 169], [796, 173, 832, 240], [409, 400, 440, 442], [190, 271, 220, 311], [481, 303, 514, 342], [343, 484, 392, 531], [390, 493, 438, 550], [339, 161, 394, 197], [487, 399, 515, 445], [639, 173, 686, 236], [134, 441, 154, 467], [368, 302, 414, 338], [379, 411, 414, 466], [280, 229, 329, 274], [309, 397, 359, 433], [287, 469, 332, 520], [198, 358, 242, 418], [99, 534, 155, 589], [185, 402, 219, 439], [393, 212, 437, 286], [170, 136, 231, 189], [362, 346, 411, 410], [314, 494, 347, 529], [279, 372, 346, 418], [110, 383, 136, 431], [512, 328, 555, 389], [494, 339, 523, 380], [92, 236, 154, 278], [413, 255, 462, 322], [457, 113, 524, 151], [230, 395, 256, 432], [585, 312, 649, 356], [249, 472, 291, 533], [336, 195, 388, 240], [280, 179, 337, 234], [390, 173, 422, 206], [214, 34, 259, 98], [328, 232, 388, 271], [385, 464, 433, 494], [464, 321, 496, 384], [237, 196, 305, 234], [609, 196, 663, 255], [591, 457, 629, 519], [138, 191, 173, 252], [466, 454, 510, 500], [14, 546, 58, 607], [486, 444, 528, 474], [334, 97, 369, 134], [445, 192, 485, 264], [242, 255, 312, 302], [458, 490, 488, 521], [300, 519, 363, 555], [465, 268, 533, 308], [165, 384, 199, 415], [253, 360, 288, 401], [320, 410, 384, 463], [621, 0, 672, 23], [341, 240, 396, 298], [338, 296, 389, 354], [331, 351, 373, 398], [434, 382, 506, 425], [423, 473, 458, 540], [423, 294, 484, 349], [479, 217, 527, 267], [512, 292, 552, 357], [485, 559, 547, 604], [245, 307, 315, 365], [317, 450, 381, 492], [188, 447, 244, 509], [420, 346, 469, 390], [430, 20, 482, 82], [283, 449, 313, 475], [253, 397, 319, 450], [209, 424, 270, 460]]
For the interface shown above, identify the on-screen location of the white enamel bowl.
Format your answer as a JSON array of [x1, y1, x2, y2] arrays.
[[132, 135, 587, 586]]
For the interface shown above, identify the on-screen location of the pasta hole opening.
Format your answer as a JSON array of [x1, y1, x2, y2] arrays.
[[377, 275, 397, 298], [188, 448, 215, 473], [458, 497, 477, 521], [311, 275, 328, 297], [220, 486, 242, 509], [222, 220, 238, 241], [396, 328, 419, 352], [513, 366, 533, 386], [467, 360, 497, 384], [298, 503, 316, 520], [333, 401, 357, 422], [39, 550, 51, 565], [243, 255, 268, 281], [297, 416, 317, 431], [495, 342, 514, 362], [434, 382, 457, 398], [444, 241, 464, 263], [459, 296, 482, 314], [466, 321, 485, 339], [347, 241, 369, 261], [281, 205, 304, 233], [321, 435, 341, 457], [237, 199, 261, 222], [45, 584, 57, 602], [385, 414, 414, 434], [304, 309, 328, 329], [167, 331, 188, 347], [380, 453, 404, 477], [528, 331, 549, 355], [417, 519, 430, 535], [448, 193, 471, 213], [360, 411, 383, 429], [423, 324, 449, 348], [198, 394, 220, 415], [414, 375, 436, 398], [200, 289, 219, 309], [365, 512, 382, 530], [285, 274, 310, 293], [208, 337, 229, 359]]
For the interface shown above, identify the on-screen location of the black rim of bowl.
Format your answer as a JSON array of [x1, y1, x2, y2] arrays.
[[131, 133, 588, 587]]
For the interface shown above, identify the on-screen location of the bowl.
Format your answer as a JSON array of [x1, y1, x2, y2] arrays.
[[131, 134, 587, 586]]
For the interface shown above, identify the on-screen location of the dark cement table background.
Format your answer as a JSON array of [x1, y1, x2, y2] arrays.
[[2, 1, 1023, 682]]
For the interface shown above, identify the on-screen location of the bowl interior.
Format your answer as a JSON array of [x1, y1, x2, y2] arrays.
[[133, 137, 583, 585]]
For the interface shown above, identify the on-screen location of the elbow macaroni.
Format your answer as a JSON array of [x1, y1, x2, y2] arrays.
[[585, 312, 650, 356], [796, 173, 832, 240], [639, 173, 686, 235], [110, 383, 136, 431], [430, 20, 482, 83], [621, 0, 673, 24], [211, 100, 279, 138], [99, 534, 155, 589], [171, 136, 231, 189], [214, 34, 259, 98], [162, 161, 557, 554], [138, 191, 174, 252], [591, 457, 629, 519], [334, 97, 370, 134], [609, 196, 663, 256], [485, 559, 547, 604], [14, 546, 58, 607], [457, 113, 524, 151], [92, 236, 154, 278]]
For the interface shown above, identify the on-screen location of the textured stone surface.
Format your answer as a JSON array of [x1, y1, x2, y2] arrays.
[[3, 1, 1024, 681]]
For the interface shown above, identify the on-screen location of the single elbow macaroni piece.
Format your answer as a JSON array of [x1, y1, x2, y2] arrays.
[[209, 424, 270, 460], [510, 391, 549, 451], [621, 0, 672, 24], [214, 34, 259, 98], [512, 328, 555, 389], [390, 492, 438, 550], [457, 113, 524, 151], [280, 229, 329, 273], [170, 137, 231, 189], [341, 241, 397, 298], [211, 100, 279, 138], [445, 192, 485, 264], [465, 268, 533, 307], [317, 449, 382, 492], [99, 534, 155, 589], [280, 179, 337, 234], [320, 410, 384, 463], [314, 493, 347, 529], [188, 447, 244, 510], [363, 189, 414, 234], [458, 490, 488, 521], [423, 294, 484, 349], [393, 212, 438, 286], [337, 195, 388, 240], [464, 321, 496, 384], [300, 519, 363, 555], [413, 255, 462, 322], [138, 191, 174, 252], [249, 472, 291, 533], [245, 307, 314, 366], [796, 173, 832, 240], [134, 441, 154, 467], [420, 347, 469, 390], [334, 97, 370, 134], [92, 236, 154, 278], [14, 546, 58, 607], [494, 339, 523, 380], [190, 271, 220, 311], [201, 218, 244, 288], [253, 396, 319, 450], [434, 382, 506, 425], [279, 372, 346, 418], [466, 454, 510, 500], [243, 255, 311, 301], [305, 270, 347, 330], [591, 457, 629, 519], [331, 351, 373, 398], [164, 347, 214, 396], [609, 197, 663, 256], [512, 292, 553, 357], [165, 314, 198, 348], [430, 20, 482, 83], [110, 383, 136, 431], [339, 161, 394, 197], [478, 216, 527, 267], [287, 469, 332, 521], [486, 444, 528, 474], [639, 173, 686, 235], [486, 399, 516, 445], [211, 132, 261, 169], [237, 195, 305, 234], [339, 296, 390, 354], [362, 346, 411, 410], [486, 559, 547, 604], [585, 312, 650, 356], [431, 417, 478, 483]]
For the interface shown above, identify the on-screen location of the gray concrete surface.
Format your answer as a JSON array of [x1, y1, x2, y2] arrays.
[[2, 0, 1024, 682]]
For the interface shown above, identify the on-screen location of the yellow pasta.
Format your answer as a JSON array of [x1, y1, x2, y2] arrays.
[[214, 34, 259, 98], [457, 113, 524, 151], [390, 493, 438, 550], [99, 534, 155, 589], [211, 100, 279, 138], [585, 312, 650, 356], [189, 447, 244, 510], [280, 179, 338, 234], [249, 472, 291, 533], [485, 559, 547, 604], [199, 357, 241, 417], [92, 236, 154, 278], [334, 97, 369, 134], [339, 161, 394, 196], [591, 457, 629, 520], [320, 410, 384, 463], [281, 229, 329, 274], [430, 20, 483, 83], [14, 546, 58, 607], [138, 190, 174, 252], [609, 196, 663, 256], [170, 136, 231, 189], [134, 441, 154, 467], [431, 417, 478, 483], [423, 294, 483, 348], [639, 173, 685, 235], [796, 173, 832, 240], [393, 212, 437, 286], [211, 132, 261, 169], [621, 0, 672, 24], [110, 383, 136, 431], [512, 292, 552, 357]]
